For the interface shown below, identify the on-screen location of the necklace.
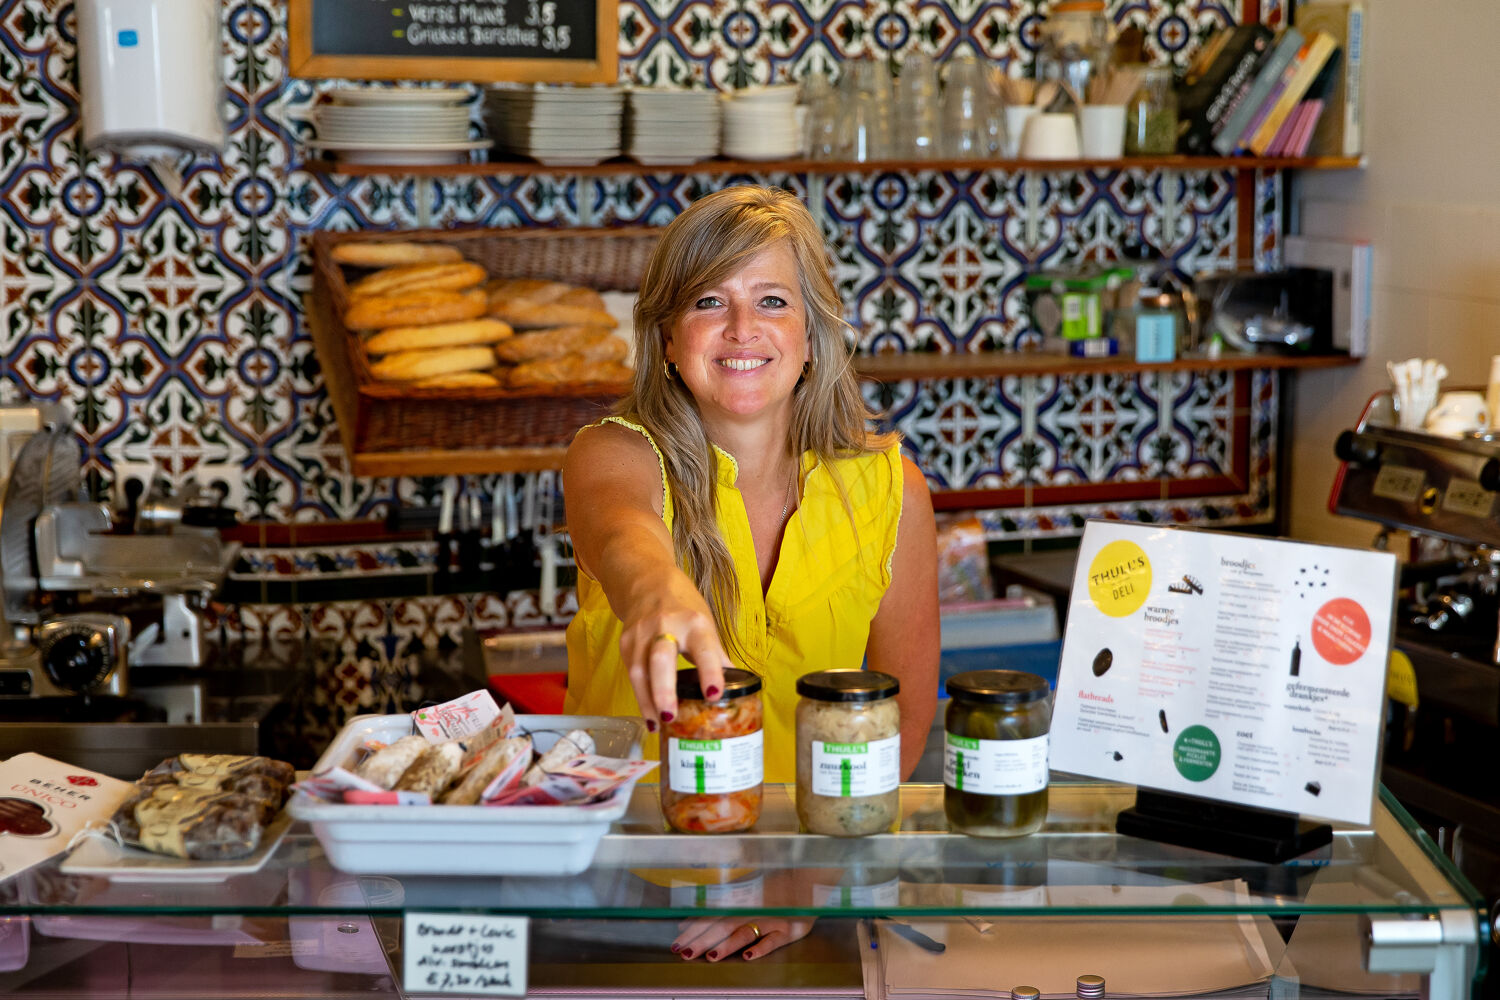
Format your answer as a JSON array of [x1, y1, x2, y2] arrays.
[[779, 466, 797, 525]]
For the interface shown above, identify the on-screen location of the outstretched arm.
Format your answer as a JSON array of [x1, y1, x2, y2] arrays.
[[564, 423, 730, 729]]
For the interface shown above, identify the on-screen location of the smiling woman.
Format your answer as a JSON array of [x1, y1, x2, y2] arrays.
[[561, 189, 940, 927]]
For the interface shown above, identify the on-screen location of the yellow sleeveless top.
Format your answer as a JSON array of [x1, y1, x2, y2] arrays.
[[564, 417, 904, 783]]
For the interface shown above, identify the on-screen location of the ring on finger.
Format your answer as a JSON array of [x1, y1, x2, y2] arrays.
[[652, 631, 680, 649], [745, 922, 762, 940]]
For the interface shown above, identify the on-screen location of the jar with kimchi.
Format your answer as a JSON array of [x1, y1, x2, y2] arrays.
[[661, 667, 764, 833]]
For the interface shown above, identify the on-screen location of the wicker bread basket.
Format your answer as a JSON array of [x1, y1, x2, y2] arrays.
[[308, 226, 661, 476]]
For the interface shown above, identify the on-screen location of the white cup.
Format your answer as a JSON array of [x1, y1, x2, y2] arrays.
[[1020, 112, 1080, 159], [1425, 391, 1490, 437], [1003, 105, 1038, 157], [1079, 104, 1126, 158]]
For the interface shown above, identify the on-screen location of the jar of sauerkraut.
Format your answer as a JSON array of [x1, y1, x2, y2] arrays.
[[795, 670, 901, 836], [660, 667, 764, 833], [943, 669, 1051, 837]]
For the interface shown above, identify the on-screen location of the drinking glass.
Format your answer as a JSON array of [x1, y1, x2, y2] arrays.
[[894, 52, 941, 159]]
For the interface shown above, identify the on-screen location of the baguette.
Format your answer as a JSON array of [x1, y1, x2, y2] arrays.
[[553, 286, 608, 312], [343, 287, 487, 331], [506, 357, 633, 388], [489, 299, 618, 331], [365, 318, 513, 355], [331, 241, 463, 267], [492, 324, 613, 363], [412, 370, 504, 389], [349, 262, 487, 300], [370, 346, 496, 382], [484, 277, 573, 305]]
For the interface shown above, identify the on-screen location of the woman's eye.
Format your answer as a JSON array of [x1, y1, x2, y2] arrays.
[[694, 296, 721, 309], [761, 295, 788, 308]]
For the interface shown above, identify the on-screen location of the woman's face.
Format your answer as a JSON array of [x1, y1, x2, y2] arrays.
[[664, 241, 810, 427]]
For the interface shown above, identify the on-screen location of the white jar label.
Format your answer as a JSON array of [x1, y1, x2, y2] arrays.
[[943, 733, 1049, 795], [810, 735, 900, 797], [666, 730, 763, 794]]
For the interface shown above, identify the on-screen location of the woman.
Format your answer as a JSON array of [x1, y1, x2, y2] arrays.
[[562, 186, 939, 957]]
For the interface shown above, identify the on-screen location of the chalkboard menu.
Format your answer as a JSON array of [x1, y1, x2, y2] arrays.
[[289, 0, 616, 83]]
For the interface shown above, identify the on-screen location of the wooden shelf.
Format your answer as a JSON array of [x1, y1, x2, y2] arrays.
[[853, 350, 1360, 381], [302, 153, 1364, 179]]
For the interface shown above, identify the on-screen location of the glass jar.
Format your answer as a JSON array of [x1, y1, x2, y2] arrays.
[[1035, 0, 1113, 106], [1124, 65, 1178, 155], [660, 667, 764, 833], [943, 669, 1051, 837], [795, 669, 901, 837]]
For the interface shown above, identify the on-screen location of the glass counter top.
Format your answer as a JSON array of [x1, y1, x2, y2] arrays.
[[3, 783, 1482, 923]]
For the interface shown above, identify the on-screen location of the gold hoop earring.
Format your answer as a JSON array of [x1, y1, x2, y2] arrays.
[[663, 359, 676, 380]]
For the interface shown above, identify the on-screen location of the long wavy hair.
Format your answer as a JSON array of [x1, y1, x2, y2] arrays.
[[618, 185, 895, 658]]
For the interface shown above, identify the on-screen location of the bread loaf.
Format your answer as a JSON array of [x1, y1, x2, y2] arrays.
[[412, 370, 504, 389], [331, 241, 463, 267], [489, 299, 618, 331], [484, 277, 573, 305], [369, 346, 496, 381], [506, 357, 633, 388], [493, 325, 614, 363], [552, 286, 608, 312], [344, 288, 487, 331], [349, 262, 486, 300], [365, 318, 513, 355]]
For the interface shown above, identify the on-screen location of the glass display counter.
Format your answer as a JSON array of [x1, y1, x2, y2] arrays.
[[0, 783, 1484, 1000]]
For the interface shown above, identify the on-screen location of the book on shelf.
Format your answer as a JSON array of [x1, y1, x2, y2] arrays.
[[1294, 0, 1366, 157], [1286, 53, 1342, 156], [1209, 27, 1303, 155], [1263, 52, 1338, 156], [1247, 30, 1339, 155], [1176, 22, 1275, 154]]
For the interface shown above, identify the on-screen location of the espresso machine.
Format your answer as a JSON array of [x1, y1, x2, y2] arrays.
[[1331, 388, 1500, 949]]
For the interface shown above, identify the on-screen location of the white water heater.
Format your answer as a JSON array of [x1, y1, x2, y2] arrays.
[[75, 0, 224, 157]]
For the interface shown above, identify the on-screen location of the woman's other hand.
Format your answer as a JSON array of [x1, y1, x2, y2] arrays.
[[564, 423, 727, 729], [672, 917, 815, 961]]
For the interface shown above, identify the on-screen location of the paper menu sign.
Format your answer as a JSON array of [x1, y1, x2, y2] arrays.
[[403, 913, 527, 997], [1050, 522, 1396, 826], [0, 753, 133, 882]]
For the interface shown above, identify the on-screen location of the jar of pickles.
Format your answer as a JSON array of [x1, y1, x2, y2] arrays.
[[943, 670, 1051, 837], [660, 667, 764, 833], [795, 669, 901, 837]]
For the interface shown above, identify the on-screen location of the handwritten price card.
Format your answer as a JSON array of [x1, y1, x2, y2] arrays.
[[403, 914, 528, 997], [1050, 521, 1397, 825]]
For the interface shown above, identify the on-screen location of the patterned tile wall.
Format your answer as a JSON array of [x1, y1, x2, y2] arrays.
[[0, 0, 1268, 527], [0, 0, 1280, 728]]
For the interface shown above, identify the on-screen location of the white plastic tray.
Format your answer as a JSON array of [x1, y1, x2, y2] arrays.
[[289, 713, 645, 877]]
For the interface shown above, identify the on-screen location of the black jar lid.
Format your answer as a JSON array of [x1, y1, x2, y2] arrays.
[[796, 669, 899, 702], [946, 669, 1050, 704], [675, 666, 762, 701]]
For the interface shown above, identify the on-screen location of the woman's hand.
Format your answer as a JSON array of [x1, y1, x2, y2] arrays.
[[672, 917, 815, 962], [617, 576, 729, 730]]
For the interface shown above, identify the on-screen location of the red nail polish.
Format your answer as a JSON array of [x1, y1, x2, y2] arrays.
[[646, 719, 657, 733], [706, 951, 718, 960], [660, 710, 674, 723], [670, 943, 681, 953], [681, 949, 693, 959], [705, 686, 721, 700]]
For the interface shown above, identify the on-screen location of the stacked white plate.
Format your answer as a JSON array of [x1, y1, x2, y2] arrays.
[[720, 84, 803, 160], [625, 89, 721, 165], [484, 86, 624, 166], [309, 88, 486, 165]]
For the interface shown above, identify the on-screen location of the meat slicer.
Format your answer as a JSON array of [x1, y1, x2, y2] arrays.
[[0, 403, 239, 699]]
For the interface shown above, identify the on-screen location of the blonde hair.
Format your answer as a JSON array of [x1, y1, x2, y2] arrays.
[[619, 185, 895, 657]]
